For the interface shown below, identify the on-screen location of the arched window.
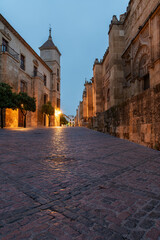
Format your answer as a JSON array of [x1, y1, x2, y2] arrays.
[[139, 54, 150, 90], [107, 88, 110, 102], [139, 54, 148, 78]]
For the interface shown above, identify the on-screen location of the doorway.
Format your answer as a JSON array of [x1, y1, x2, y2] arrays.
[[44, 115, 46, 126]]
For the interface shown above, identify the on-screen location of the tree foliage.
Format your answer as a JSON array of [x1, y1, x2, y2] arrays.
[[0, 83, 36, 128], [41, 101, 54, 116], [16, 92, 36, 113], [0, 83, 17, 128], [16, 92, 36, 128], [0, 83, 17, 109], [41, 101, 54, 126], [60, 114, 68, 125]]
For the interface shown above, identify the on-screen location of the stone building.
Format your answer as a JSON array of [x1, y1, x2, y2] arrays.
[[92, 0, 160, 114], [76, 0, 160, 148], [85, 81, 93, 119], [0, 14, 61, 127], [75, 81, 93, 127], [76, 101, 83, 126]]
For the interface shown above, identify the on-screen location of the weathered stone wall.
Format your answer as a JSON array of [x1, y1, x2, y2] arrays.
[[92, 63, 103, 115], [84, 82, 93, 119], [89, 84, 160, 149], [124, 0, 160, 47]]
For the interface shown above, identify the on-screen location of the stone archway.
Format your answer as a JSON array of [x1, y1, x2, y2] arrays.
[[133, 45, 150, 78]]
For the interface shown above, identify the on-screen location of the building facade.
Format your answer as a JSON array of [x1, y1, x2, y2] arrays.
[[0, 14, 61, 127], [91, 0, 160, 115], [76, 0, 160, 148]]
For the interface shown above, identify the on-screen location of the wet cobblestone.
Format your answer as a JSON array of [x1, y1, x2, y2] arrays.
[[0, 127, 160, 239]]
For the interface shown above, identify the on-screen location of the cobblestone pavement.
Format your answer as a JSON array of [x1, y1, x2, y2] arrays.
[[0, 127, 160, 240]]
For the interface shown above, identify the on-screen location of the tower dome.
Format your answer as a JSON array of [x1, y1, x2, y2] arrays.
[[39, 28, 61, 71], [39, 28, 61, 55]]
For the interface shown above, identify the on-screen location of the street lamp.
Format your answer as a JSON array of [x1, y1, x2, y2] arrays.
[[55, 109, 62, 117], [55, 109, 62, 126]]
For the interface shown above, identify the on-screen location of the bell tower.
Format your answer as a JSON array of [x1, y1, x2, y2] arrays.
[[39, 27, 61, 71], [39, 28, 61, 125]]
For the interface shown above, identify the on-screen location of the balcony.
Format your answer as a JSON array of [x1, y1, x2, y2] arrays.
[[0, 44, 19, 61], [32, 70, 44, 81]]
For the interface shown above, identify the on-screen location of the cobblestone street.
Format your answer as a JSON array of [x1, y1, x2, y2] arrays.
[[0, 127, 160, 240]]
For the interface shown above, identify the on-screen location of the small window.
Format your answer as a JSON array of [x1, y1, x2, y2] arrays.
[[107, 88, 110, 102], [20, 54, 25, 70], [44, 75, 47, 86], [2, 38, 8, 52], [144, 74, 150, 90], [57, 98, 60, 109], [57, 68, 59, 77], [20, 81, 27, 93], [57, 82, 59, 91], [44, 94, 47, 104], [34, 66, 37, 77]]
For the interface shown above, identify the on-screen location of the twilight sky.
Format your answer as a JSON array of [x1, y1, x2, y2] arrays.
[[0, 0, 129, 116]]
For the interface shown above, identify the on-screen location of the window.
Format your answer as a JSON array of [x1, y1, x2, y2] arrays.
[[2, 38, 8, 52], [57, 68, 59, 77], [34, 66, 37, 77], [44, 94, 47, 104], [57, 82, 59, 91], [57, 98, 60, 109], [20, 54, 25, 70], [20, 81, 27, 93], [107, 88, 110, 102], [143, 74, 150, 90], [44, 75, 47, 86]]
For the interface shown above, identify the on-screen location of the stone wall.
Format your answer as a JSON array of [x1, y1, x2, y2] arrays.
[[124, 0, 160, 47], [89, 84, 160, 149]]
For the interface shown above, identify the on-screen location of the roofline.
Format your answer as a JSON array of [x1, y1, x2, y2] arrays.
[[39, 45, 61, 56], [0, 14, 52, 72]]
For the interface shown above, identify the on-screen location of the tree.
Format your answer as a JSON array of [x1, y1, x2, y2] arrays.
[[16, 92, 36, 128], [41, 101, 54, 126], [0, 83, 17, 128], [60, 114, 69, 126]]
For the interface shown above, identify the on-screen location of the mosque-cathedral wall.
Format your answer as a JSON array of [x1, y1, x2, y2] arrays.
[[76, 0, 160, 148], [123, 0, 160, 47], [89, 84, 160, 149]]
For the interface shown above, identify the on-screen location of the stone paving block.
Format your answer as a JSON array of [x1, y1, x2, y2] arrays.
[[0, 127, 160, 239]]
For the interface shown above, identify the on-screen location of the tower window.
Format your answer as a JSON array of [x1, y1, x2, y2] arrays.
[[2, 38, 8, 52], [57, 98, 60, 109], [34, 66, 37, 77], [57, 83, 59, 91], [57, 68, 59, 77], [20, 54, 25, 71], [20, 81, 27, 93], [44, 74, 47, 86]]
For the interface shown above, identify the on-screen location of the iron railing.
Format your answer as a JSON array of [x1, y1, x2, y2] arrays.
[[32, 70, 44, 81], [0, 44, 19, 61]]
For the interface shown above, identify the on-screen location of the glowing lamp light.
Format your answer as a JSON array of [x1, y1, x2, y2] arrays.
[[55, 109, 62, 117]]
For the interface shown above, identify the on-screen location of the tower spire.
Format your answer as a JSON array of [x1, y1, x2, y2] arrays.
[[49, 24, 52, 40]]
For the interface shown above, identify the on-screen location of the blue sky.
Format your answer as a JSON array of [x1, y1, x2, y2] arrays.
[[0, 0, 129, 116]]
